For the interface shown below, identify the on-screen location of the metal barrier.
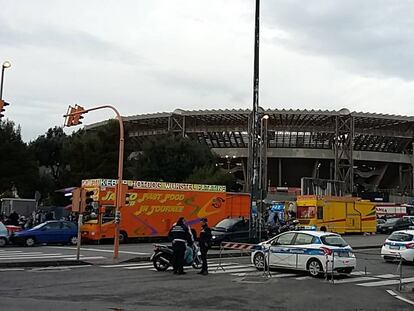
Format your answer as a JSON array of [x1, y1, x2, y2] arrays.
[[326, 249, 408, 291], [216, 242, 255, 272]]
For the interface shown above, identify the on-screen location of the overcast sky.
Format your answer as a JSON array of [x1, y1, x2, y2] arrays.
[[1, 0, 414, 141]]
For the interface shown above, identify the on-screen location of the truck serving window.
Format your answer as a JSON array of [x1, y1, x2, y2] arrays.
[[297, 206, 316, 219]]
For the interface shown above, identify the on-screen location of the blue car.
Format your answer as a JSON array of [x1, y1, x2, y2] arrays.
[[11, 221, 78, 247]]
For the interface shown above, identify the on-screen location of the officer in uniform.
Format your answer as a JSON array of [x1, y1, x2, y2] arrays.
[[198, 217, 212, 275], [168, 217, 192, 275]]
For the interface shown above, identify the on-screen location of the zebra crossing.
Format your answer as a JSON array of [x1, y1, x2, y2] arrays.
[[100, 260, 414, 288], [0, 249, 105, 262]]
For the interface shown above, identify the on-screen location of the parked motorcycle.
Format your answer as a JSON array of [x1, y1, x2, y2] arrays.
[[151, 243, 203, 271]]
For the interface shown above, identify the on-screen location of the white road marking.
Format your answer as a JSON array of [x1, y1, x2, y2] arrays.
[[46, 246, 150, 255], [101, 262, 153, 268], [295, 276, 312, 280], [271, 273, 298, 278], [0, 252, 59, 258], [63, 256, 105, 260], [351, 271, 371, 276], [386, 290, 414, 306], [213, 267, 257, 274], [0, 268, 25, 271], [334, 276, 378, 284], [30, 265, 92, 271], [358, 277, 414, 287]]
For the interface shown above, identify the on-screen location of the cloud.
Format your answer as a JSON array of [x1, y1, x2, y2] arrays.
[[262, 1, 414, 80], [0, 20, 142, 65]]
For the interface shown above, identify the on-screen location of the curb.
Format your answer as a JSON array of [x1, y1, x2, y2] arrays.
[[0, 260, 90, 268]]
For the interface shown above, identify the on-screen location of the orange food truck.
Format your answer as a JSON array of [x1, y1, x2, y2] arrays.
[[80, 179, 250, 242]]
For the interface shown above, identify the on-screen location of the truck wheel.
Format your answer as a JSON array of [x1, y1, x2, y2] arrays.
[[307, 258, 323, 277], [119, 231, 128, 244], [25, 237, 36, 247], [0, 237, 6, 247]]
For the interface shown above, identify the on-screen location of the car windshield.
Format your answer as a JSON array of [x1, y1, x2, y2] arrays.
[[384, 218, 399, 225], [214, 219, 240, 230], [321, 235, 348, 247], [388, 232, 413, 242], [30, 223, 46, 230]]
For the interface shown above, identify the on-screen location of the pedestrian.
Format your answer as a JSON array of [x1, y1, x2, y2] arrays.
[[168, 217, 193, 275], [8, 211, 19, 226], [198, 217, 212, 275]]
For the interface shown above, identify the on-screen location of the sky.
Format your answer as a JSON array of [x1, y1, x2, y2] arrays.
[[1, 0, 414, 142]]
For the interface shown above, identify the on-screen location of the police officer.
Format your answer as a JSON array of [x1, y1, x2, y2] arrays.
[[198, 217, 212, 275], [168, 217, 192, 275]]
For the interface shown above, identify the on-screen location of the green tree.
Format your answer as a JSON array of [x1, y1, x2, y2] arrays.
[[129, 134, 217, 182], [0, 119, 37, 198]]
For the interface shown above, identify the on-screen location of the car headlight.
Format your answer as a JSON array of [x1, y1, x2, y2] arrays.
[[212, 235, 216, 240]]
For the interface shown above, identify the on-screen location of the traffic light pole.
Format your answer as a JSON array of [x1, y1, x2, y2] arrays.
[[64, 105, 124, 261]]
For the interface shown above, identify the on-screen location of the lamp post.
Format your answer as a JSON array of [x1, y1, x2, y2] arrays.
[[258, 115, 269, 242], [1, 61, 11, 100]]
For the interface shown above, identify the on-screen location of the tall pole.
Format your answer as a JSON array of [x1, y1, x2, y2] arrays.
[[249, 0, 260, 241]]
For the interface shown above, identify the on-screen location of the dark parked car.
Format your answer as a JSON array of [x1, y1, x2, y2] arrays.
[[11, 220, 78, 246], [377, 218, 414, 234], [211, 218, 251, 246]]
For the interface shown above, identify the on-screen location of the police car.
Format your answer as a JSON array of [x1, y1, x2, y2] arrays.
[[381, 230, 414, 262], [251, 230, 356, 277]]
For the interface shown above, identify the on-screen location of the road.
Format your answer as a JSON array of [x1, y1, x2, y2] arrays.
[[1, 247, 414, 310]]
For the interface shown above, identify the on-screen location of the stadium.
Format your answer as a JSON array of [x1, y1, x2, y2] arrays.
[[96, 108, 414, 203]]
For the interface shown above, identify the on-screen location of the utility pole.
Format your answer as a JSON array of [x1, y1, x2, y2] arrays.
[[249, 0, 260, 242]]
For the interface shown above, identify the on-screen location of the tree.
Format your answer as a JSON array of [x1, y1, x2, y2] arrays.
[[128, 134, 217, 182], [0, 119, 37, 198]]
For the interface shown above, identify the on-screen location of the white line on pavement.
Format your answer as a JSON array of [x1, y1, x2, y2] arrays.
[[101, 262, 153, 268], [351, 271, 371, 276], [386, 290, 414, 306], [271, 273, 298, 278], [334, 276, 378, 284], [30, 265, 92, 271], [0, 268, 25, 271], [358, 277, 414, 287], [46, 246, 150, 255], [0, 253, 59, 257], [295, 276, 312, 280], [213, 267, 257, 274], [63, 256, 105, 260]]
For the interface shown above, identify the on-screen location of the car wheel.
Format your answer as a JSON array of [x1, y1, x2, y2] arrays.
[[119, 231, 128, 244], [25, 237, 36, 247], [0, 237, 6, 247], [307, 259, 323, 277], [253, 252, 266, 270], [69, 236, 78, 245]]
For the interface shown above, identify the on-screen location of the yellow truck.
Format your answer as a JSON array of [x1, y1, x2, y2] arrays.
[[296, 195, 376, 234]]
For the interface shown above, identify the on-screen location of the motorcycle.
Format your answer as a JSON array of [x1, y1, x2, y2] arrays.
[[151, 243, 203, 271]]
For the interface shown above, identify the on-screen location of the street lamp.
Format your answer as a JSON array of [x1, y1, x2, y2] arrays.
[[1, 61, 11, 100]]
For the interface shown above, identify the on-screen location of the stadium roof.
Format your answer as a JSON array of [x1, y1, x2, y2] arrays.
[[119, 108, 414, 154]]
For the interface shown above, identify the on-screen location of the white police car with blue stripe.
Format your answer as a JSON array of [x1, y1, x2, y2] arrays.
[[251, 230, 356, 277], [381, 230, 414, 262]]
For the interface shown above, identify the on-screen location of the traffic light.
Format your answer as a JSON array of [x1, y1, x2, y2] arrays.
[[64, 105, 85, 127], [81, 189, 96, 214], [119, 184, 132, 207], [71, 188, 81, 212], [0, 99, 10, 119]]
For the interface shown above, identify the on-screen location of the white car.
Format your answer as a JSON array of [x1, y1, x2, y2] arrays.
[[251, 230, 356, 277], [381, 230, 414, 262]]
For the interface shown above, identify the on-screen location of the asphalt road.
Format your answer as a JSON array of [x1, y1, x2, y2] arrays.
[[1, 250, 414, 311]]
